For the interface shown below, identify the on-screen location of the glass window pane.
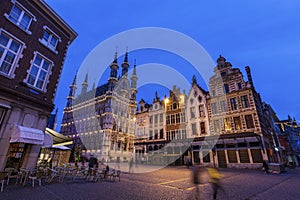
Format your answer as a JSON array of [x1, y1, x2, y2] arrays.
[[0, 34, 9, 46], [0, 47, 4, 59], [42, 61, 49, 70], [9, 6, 21, 23], [50, 36, 57, 47], [34, 56, 42, 66], [19, 14, 31, 30], [9, 41, 20, 53], [3, 51, 15, 64], [36, 79, 44, 89], [43, 31, 50, 41], [27, 75, 35, 85], [38, 70, 46, 81], [29, 66, 39, 76], [0, 61, 12, 74]]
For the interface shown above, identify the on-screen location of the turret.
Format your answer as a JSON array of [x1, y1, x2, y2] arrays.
[[81, 73, 88, 95], [121, 50, 129, 77], [108, 51, 119, 90], [130, 59, 138, 100], [66, 73, 77, 107]]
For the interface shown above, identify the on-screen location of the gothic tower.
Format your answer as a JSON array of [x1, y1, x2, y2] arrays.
[[130, 59, 138, 100], [108, 51, 119, 90]]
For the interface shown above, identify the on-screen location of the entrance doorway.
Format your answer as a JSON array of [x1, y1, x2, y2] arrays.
[[217, 150, 227, 168]]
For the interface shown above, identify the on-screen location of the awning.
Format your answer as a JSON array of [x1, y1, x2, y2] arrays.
[[45, 128, 73, 146], [52, 146, 71, 150], [42, 133, 53, 148], [10, 125, 44, 145]]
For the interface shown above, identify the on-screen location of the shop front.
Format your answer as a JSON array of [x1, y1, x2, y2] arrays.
[[37, 128, 73, 168], [6, 125, 44, 170]]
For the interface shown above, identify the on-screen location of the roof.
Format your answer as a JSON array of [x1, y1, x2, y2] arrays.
[[34, 0, 77, 42], [45, 128, 73, 146]]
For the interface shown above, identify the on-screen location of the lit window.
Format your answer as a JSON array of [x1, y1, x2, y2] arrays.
[[233, 116, 242, 130], [6, 2, 36, 34], [224, 118, 231, 131], [0, 32, 22, 76], [26, 53, 52, 91]]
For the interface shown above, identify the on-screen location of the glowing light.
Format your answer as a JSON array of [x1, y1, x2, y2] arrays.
[[165, 98, 169, 104]]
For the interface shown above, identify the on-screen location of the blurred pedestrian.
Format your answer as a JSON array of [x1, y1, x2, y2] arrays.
[[192, 165, 202, 200], [263, 160, 269, 173], [186, 157, 192, 168], [207, 167, 224, 200], [129, 157, 134, 173], [89, 155, 98, 170]]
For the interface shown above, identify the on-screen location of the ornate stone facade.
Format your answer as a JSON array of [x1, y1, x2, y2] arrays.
[[60, 52, 137, 162]]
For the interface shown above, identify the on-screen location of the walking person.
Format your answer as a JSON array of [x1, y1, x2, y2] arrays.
[[192, 165, 202, 200], [88, 155, 98, 170], [207, 167, 224, 200], [263, 160, 269, 173], [129, 157, 134, 173]]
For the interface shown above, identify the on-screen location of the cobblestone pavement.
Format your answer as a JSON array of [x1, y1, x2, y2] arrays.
[[0, 166, 299, 200]]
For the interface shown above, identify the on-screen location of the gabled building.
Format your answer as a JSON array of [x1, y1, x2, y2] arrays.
[[206, 55, 275, 168], [186, 76, 211, 164], [0, 0, 77, 170]]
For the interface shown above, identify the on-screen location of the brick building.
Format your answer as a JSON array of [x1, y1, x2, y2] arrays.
[[0, 0, 77, 170]]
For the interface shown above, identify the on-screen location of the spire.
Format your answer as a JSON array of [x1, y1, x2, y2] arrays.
[[132, 59, 137, 76], [121, 48, 129, 77], [81, 72, 88, 94], [192, 75, 197, 85], [113, 46, 118, 63], [72, 72, 77, 86], [124, 47, 128, 63], [92, 81, 96, 90], [67, 73, 77, 107], [130, 59, 138, 101], [109, 49, 119, 85]]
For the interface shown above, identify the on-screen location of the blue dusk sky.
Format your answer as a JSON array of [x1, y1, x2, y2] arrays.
[[45, 0, 300, 130]]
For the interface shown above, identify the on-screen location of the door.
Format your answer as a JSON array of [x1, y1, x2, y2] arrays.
[[217, 150, 227, 168]]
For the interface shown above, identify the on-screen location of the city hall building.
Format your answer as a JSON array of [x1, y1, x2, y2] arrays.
[[60, 52, 138, 162]]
